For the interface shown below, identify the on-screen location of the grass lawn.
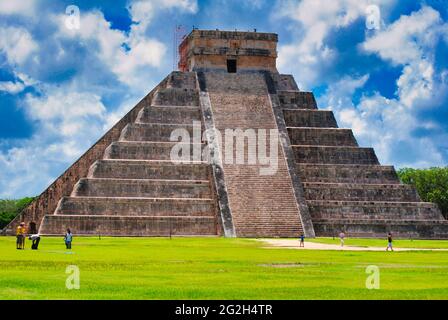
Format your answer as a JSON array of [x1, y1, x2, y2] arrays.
[[307, 237, 448, 249], [0, 236, 448, 300]]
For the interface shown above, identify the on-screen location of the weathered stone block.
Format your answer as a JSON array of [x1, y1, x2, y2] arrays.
[[284, 109, 338, 128], [277, 91, 317, 109], [308, 200, 443, 220], [303, 183, 420, 202], [137, 106, 201, 125], [89, 160, 210, 180], [120, 123, 204, 143], [297, 164, 399, 184], [72, 178, 212, 199], [288, 128, 358, 146], [56, 197, 215, 217], [40, 215, 218, 236], [153, 88, 199, 106], [293, 146, 379, 164]]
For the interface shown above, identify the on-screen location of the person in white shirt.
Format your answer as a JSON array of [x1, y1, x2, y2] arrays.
[[64, 229, 73, 249], [28, 233, 41, 250], [339, 231, 345, 247]]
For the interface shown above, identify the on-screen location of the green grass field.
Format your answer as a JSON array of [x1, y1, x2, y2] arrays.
[[308, 237, 448, 249], [1, 236, 448, 300]]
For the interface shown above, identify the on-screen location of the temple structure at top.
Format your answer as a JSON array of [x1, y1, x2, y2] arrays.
[[178, 29, 278, 73]]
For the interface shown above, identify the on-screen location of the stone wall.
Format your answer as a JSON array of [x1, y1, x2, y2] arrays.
[[179, 30, 278, 72]]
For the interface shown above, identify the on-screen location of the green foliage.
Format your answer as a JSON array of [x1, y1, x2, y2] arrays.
[[0, 197, 35, 229], [397, 167, 448, 218]]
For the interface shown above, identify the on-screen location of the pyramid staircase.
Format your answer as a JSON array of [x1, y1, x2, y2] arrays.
[[39, 73, 220, 236], [198, 71, 305, 237], [276, 87, 448, 238]]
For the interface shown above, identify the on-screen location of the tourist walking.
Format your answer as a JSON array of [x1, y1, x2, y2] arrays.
[[64, 229, 73, 249], [299, 234, 305, 247], [16, 222, 26, 250], [386, 232, 394, 251], [339, 231, 345, 247]]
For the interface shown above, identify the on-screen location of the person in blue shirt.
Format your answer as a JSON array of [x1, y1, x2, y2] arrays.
[[386, 232, 394, 251], [64, 228, 73, 249], [299, 234, 305, 247]]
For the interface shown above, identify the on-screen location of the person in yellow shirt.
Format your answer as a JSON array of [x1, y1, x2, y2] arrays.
[[16, 222, 26, 250]]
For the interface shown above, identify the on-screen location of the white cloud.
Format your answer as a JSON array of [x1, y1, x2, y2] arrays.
[[397, 60, 434, 108], [0, 26, 38, 65], [0, 81, 25, 94], [25, 90, 105, 119], [275, 0, 394, 89], [319, 77, 445, 168], [24, 87, 107, 154], [14, 71, 37, 87], [362, 6, 448, 109], [52, 1, 197, 91], [0, 0, 36, 16], [318, 74, 370, 136], [321, 74, 369, 109], [0, 145, 53, 198], [127, 0, 197, 35], [362, 6, 445, 65], [0, 86, 110, 198], [0, 71, 37, 94], [317, 6, 448, 168], [128, 0, 198, 22], [53, 9, 167, 91]]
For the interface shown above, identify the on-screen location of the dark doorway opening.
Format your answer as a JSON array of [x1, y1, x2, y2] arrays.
[[227, 59, 237, 73], [29, 222, 37, 234]]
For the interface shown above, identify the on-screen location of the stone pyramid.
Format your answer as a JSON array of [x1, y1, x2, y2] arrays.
[[4, 30, 448, 238]]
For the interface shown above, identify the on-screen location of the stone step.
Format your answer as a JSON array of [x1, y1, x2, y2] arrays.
[[303, 182, 420, 202], [288, 128, 358, 146], [119, 123, 204, 142], [39, 214, 218, 236], [293, 145, 379, 164], [55, 196, 215, 217], [283, 109, 338, 128], [312, 219, 448, 239], [152, 88, 199, 106], [136, 106, 201, 125], [234, 225, 302, 238], [166, 71, 197, 90], [271, 74, 298, 91], [72, 178, 212, 198], [277, 90, 317, 109], [307, 200, 443, 220], [104, 141, 206, 161], [89, 160, 210, 180], [297, 164, 400, 184]]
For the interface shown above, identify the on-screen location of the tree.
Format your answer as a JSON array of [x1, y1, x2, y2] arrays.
[[397, 167, 448, 219], [0, 197, 35, 229]]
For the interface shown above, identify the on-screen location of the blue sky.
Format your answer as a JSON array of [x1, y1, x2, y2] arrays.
[[0, 0, 447, 198]]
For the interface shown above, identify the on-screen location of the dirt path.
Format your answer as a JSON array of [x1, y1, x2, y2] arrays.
[[259, 239, 448, 252]]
